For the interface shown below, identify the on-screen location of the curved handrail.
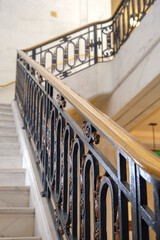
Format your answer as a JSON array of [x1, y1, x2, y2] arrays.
[[23, 0, 155, 80], [18, 49, 160, 181], [23, 0, 125, 52], [23, 17, 113, 52]]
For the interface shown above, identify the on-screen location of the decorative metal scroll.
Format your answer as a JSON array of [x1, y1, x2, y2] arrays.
[[15, 55, 160, 239], [25, 0, 156, 79]]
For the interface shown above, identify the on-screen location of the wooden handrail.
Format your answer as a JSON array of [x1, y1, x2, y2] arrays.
[[18, 49, 160, 181], [23, 0, 125, 52]]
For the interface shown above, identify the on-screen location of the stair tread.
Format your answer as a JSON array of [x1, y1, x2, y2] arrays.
[[0, 143, 19, 149], [0, 123, 15, 128], [0, 238, 41, 240], [0, 111, 13, 116], [0, 136, 18, 142], [0, 132, 17, 137], [0, 186, 29, 191], [0, 150, 20, 156], [0, 154, 22, 160], [0, 207, 35, 214], [0, 128, 16, 133], [0, 109, 12, 113], [0, 236, 36, 239], [0, 103, 11, 108], [0, 116, 14, 121], [0, 169, 25, 173], [0, 108, 12, 112]]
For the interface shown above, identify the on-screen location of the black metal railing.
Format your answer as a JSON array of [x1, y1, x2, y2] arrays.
[[15, 50, 160, 240], [24, 0, 156, 79]]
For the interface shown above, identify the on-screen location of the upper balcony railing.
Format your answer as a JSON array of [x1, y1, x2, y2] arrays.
[[24, 0, 156, 79], [16, 49, 160, 240]]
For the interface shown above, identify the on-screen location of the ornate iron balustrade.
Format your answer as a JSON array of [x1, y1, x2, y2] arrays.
[[24, 0, 156, 79], [15, 50, 160, 240]]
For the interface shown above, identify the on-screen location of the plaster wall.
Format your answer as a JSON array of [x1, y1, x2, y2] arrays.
[[65, 0, 160, 129], [101, 0, 160, 124]]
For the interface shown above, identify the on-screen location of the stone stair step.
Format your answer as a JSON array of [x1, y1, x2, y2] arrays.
[[0, 136, 19, 143], [0, 108, 12, 112], [0, 115, 14, 121], [0, 123, 15, 128], [0, 238, 41, 240], [0, 149, 20, 156], [0, 122, 15, 128], [0, 207, 34, 237], [0, 142, 19, 149], [0, 156, 21, 168], [0, 169, 25, 186], [0, 186, 29, 207], [0, 129, 17, 137], [0, 108, 12, 113], [0, 110, 13, 116], [0, 103, 12, 109]]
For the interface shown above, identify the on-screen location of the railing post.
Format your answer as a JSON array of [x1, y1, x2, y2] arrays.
[[32, 48, 36, 60], [23, 62, 29, 129], [15, 54, 19, 101], [41, 80, 49, 197], [94, 25, 98, 64]]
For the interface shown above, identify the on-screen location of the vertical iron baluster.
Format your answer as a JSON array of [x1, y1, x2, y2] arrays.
[[154, 184, 160, 240], [132, 0, 136, 18], [127, 1, 130, 34], [122, 8, 126, 41], [94, 25, 98, 64], [42, 81, 49, 196], [118, 153, 129, 240], [32, 48, 36, 60]]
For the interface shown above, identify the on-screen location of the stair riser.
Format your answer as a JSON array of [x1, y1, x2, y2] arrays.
[[0, 127, 17, 137], [0, 109, 12, 113], [0, 212, 34, 237], [0, 110, 13, 119], [0, 238, 41, 240], [0, 117, 14, 122], [0, 143, 19, 149], [0, 189, 29, 207], [0, 104, 11, 110], [0, 171, 25, 186], [0, 127, 16, 131], [0, 158, 21, 168], [0, 150, 20, 156], [0, 124, 15, 130], [0, 137, 18, 143]]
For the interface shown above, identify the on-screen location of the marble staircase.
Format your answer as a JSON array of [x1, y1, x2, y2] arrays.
[[0, 104, 41, 240]]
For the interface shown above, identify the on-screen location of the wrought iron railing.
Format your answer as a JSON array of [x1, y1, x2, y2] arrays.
[[24, 0, 156, 79], [16, 49, 160, 240]]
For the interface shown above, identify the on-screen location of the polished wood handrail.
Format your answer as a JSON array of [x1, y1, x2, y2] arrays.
[[23, 0, 125, 52], [18, 49, 160, 181]]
